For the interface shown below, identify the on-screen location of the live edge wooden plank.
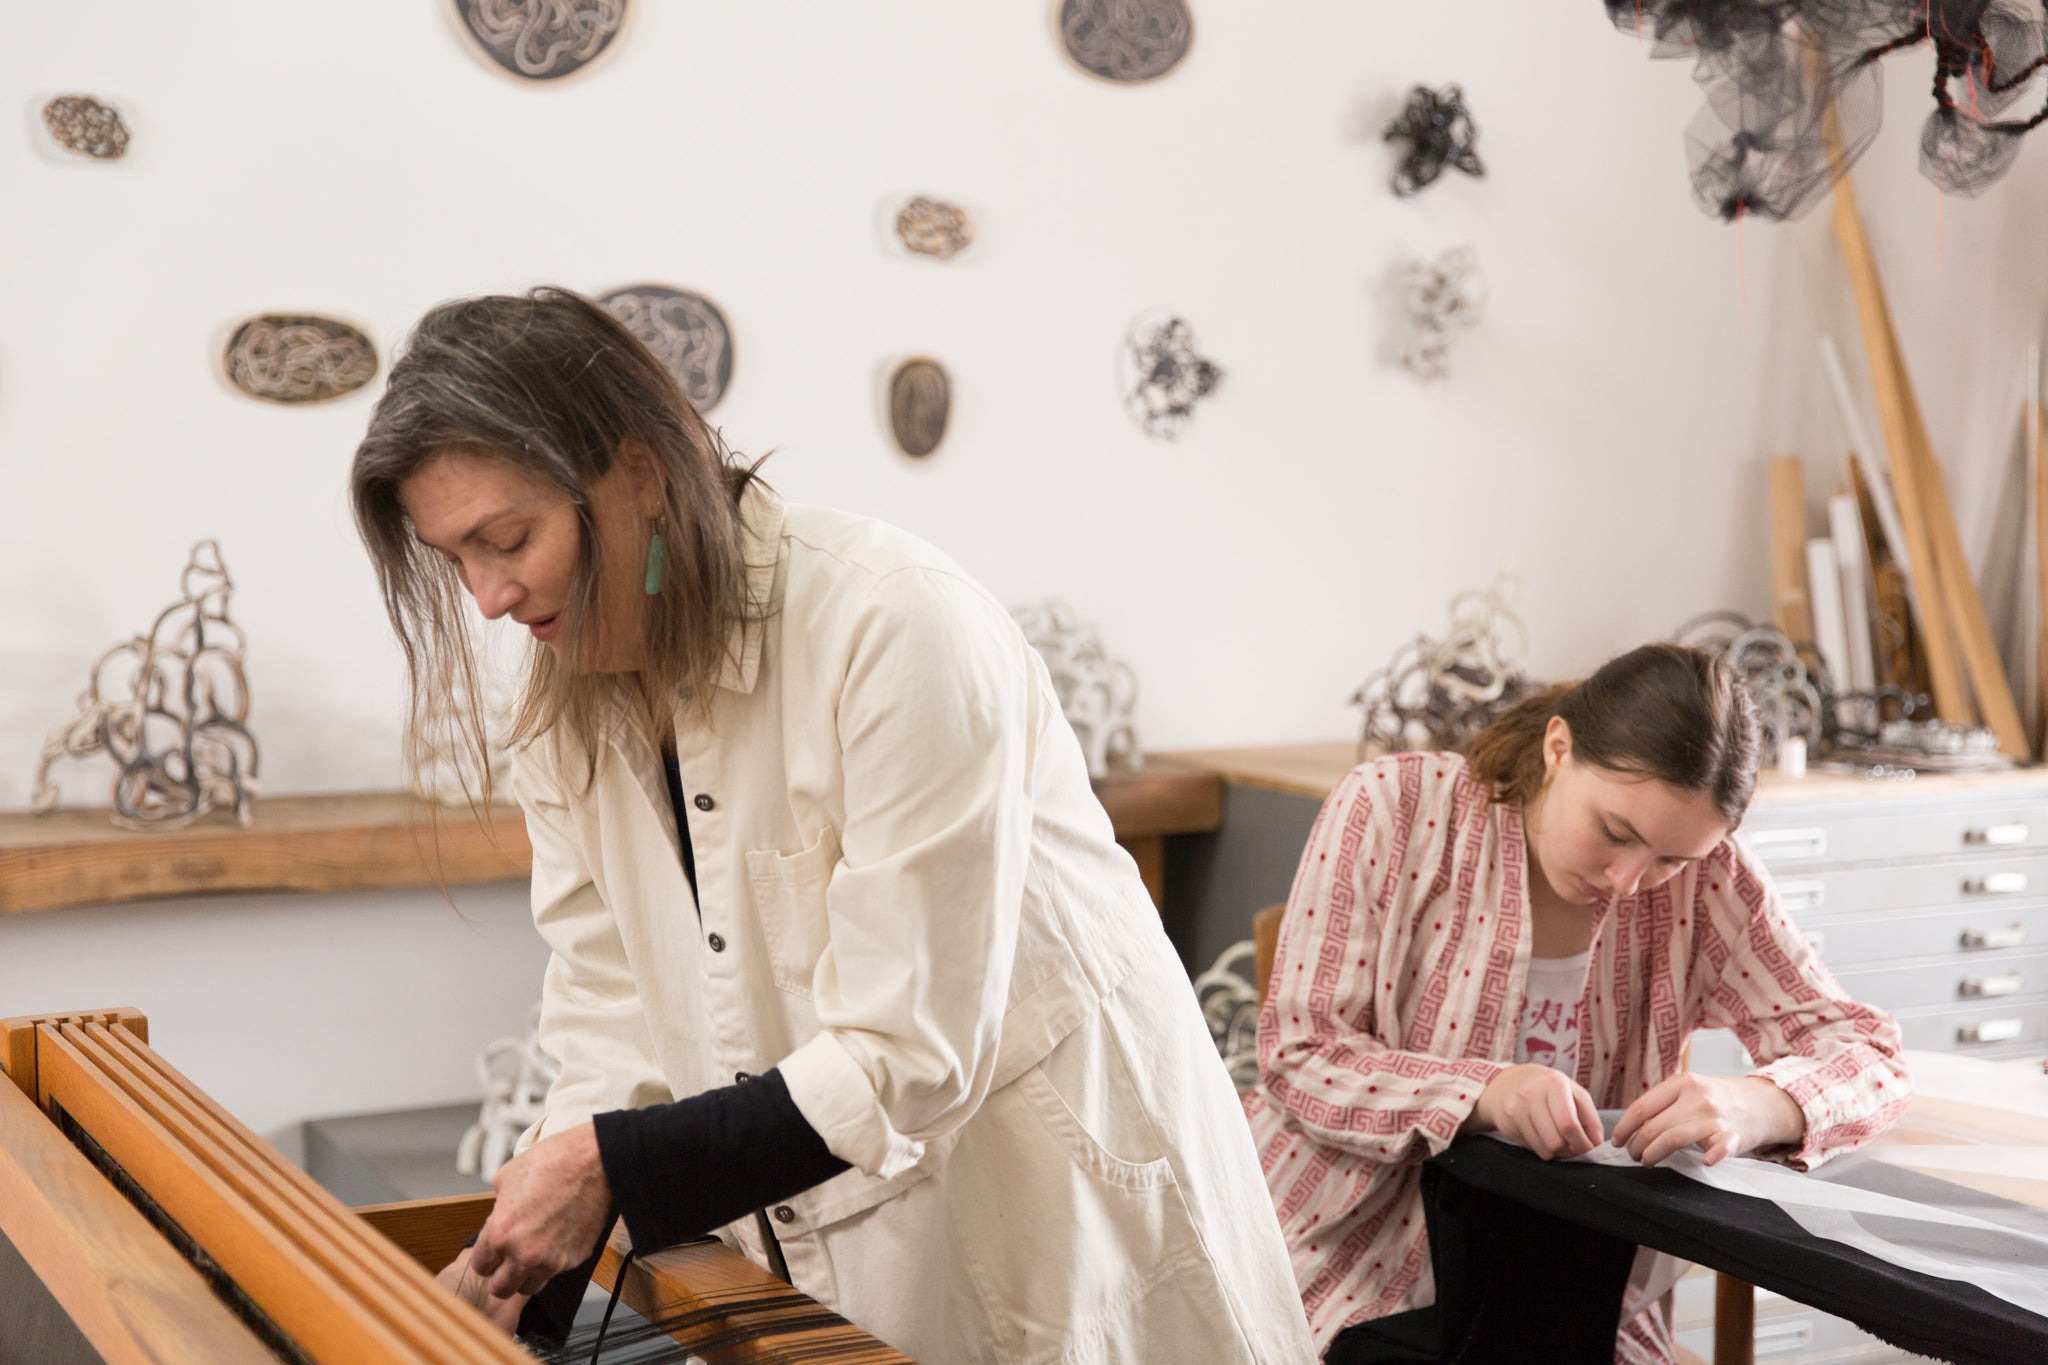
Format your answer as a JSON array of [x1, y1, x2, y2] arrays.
[[0, 764, 1220, 917], [0, 793, 531, 916]]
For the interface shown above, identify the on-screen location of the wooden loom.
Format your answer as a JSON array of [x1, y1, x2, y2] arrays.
[[0, 1008, 911, 1364]]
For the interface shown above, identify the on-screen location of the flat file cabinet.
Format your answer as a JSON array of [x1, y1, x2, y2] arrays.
[[1682, 767, 2048, 1365], [1691, 767, 2048, 1072]]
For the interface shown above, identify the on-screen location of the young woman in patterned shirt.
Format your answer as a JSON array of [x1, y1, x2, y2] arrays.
[[1245, 642, 1909, 1363]]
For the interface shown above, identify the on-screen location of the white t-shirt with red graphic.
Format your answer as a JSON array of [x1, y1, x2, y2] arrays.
[[1515, 949, 1592, 1076]]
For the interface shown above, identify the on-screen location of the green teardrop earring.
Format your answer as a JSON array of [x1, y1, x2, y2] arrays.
[[643, 519, 666, 596]]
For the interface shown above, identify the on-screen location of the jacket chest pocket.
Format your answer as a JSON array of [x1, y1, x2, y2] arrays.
[[745, 828, 839, 997]]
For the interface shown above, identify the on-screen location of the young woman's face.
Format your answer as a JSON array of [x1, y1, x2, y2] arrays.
[[1523, 717, 1730, 906], [399, 448, 652, 672]]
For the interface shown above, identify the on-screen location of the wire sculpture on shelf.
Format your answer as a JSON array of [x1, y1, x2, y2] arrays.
[[1057, 0, 1194, 84], [1011, 601, 1141, 778], [1398, 245, 1487, 381], [1667, 610, 1992, 771], [1602, 1, 2048, 219], [1193, 939, 1261, 1092], [32, 541, 259, 830], [1351, 576, 1535, 760], [452, 0, 629, 81], [222, 315, 379, 405], [41, 95, 130, 159], [1120, 312, 1223, 440], [456, 1004, 558, 1182], [894, 196, 976, 260], [598, 284, 733, 412], [887, 357, 951, 458], [1384, 84, 1485, 196]]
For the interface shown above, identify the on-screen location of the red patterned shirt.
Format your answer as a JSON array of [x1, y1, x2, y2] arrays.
[[1243, 753, 1909, 1360]]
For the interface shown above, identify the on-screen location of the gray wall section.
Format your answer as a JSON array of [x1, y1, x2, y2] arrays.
[[1163, 784, 1324, 975]]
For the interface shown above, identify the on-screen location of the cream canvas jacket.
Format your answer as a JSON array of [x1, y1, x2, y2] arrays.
[[512, 487, 1314, 1363]]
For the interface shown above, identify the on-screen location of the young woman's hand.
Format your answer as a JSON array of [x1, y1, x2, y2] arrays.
[[1610, 1072, 1805, 1167], [469, 1121, 613, 1301], [1464, 1063, 1605, 1160], [436, 1246, 529, 1331]]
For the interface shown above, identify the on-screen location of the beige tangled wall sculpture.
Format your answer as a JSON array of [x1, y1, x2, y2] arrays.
[[33, 542, 260, 830]]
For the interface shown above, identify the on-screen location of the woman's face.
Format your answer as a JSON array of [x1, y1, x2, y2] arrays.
[[399, 448, 652, 672], [1523, 717, 1730, 906]]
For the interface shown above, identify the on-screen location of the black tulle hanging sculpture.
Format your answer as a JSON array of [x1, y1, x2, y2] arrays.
[[1605, 1, 2048, 221]]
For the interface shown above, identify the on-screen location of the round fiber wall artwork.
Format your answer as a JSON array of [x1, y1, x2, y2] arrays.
[[599, 284, 734, 412], [221, 315, 379, 405], [450, 0, 631, 82], [1056, 0, 1193, 84], [887, 358, 952, 458]]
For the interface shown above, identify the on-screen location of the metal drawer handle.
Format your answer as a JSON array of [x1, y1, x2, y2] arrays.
[[1961, 973, 2026, 999], [1748, 828, 1828, 861], [1754, 1320, 1815, 1356], [1803, 930, 1826, 957], [1965, 824, 2030, 846], [1965, 872, 2030, 896], [1959, 1018, 2024, 1044], [1777, 879, 1826, 914], [1962, 923, 2029, 950]]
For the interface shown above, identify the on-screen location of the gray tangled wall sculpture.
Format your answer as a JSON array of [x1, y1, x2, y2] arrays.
[[1605, 0, 2048, 220]]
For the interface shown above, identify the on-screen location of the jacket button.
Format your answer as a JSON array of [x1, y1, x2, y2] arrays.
[[735, 1071, 752, 1084], [694, 793, 715, 811], [707, 933, 726, 953], [773, 1205, 795, 1224]]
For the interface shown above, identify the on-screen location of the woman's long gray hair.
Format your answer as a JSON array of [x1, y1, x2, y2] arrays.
[[351, 287, 767, 805]]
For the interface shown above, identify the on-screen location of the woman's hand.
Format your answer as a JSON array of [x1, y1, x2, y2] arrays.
[[1611, 1073, 1805, 1167], [1465, 1063, 1605, 1160], [469, 1122, 613, 1302], [436, 1247, 528, 1331]]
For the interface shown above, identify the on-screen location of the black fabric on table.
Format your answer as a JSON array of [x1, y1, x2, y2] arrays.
[[1323, 1156, 1636, 1365], [1403, 1136, 2048, 1365]]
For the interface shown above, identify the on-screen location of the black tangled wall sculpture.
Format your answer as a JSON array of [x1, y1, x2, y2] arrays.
[[1605, 1, 2048, 220]]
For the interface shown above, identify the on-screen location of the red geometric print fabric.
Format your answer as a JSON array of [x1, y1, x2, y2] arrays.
[[1243, 754, 1910, 1360]]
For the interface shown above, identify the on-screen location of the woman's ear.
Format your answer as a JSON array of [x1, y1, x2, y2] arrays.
[[1542, 715, 1573, 779], [616, 439, 664, 516]]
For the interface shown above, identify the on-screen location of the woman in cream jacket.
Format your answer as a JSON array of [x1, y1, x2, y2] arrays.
[[350, 288, 1313, 1364]]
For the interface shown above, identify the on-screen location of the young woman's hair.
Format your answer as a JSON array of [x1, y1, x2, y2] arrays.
[[350, 287, 767, 804], [1465, 642, 1762, 826]]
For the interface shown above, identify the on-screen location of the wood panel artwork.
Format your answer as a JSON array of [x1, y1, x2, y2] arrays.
[[1768, 456, 1814, 646], [887, 358, 951, 458], [40, 95, 130, 160], [1056, 0, 1193, 83], [1831, 170, 2028, 756], [450, 0, 630, 82], [599, 284, 734, 412], [222, 315, 380, 404]]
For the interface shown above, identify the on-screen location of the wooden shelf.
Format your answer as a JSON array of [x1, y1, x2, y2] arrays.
[[1157, 741, 2048, 809], [0, 794, 530, 916], [0, 762, 1222, 917]]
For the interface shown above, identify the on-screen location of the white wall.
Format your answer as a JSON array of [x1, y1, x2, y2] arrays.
[[5, 3, 2045, 1136]]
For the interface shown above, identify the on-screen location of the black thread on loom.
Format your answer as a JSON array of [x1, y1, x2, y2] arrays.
[[586, 1246, 636, 1363]]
